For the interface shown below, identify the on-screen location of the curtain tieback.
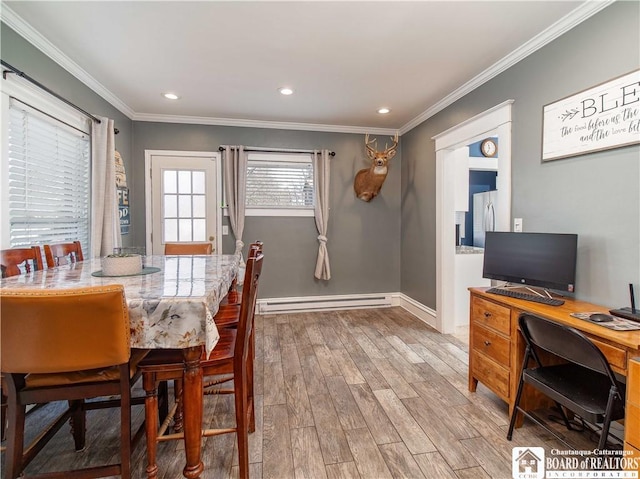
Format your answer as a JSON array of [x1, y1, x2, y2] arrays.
[[235, 240, 245, 252], [317, 235, 327, 244]]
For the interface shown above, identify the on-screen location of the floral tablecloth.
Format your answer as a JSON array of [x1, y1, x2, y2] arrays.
[[0, 254, 239, 355]]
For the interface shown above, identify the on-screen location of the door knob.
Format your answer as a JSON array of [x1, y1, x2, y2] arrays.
[[209, 236, 215, 241]]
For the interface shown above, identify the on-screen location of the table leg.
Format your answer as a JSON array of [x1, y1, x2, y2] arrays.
[[182, 346, 204, 479]]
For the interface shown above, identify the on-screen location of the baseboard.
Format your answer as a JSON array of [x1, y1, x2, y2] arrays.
[[257, 292, 394, 314], [256, 292, 437, 330], [395, 293, 437, 329]]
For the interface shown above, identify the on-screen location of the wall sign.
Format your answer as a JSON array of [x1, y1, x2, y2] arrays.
[[115, 151, 129, 235], [542, 69, 640, 161]]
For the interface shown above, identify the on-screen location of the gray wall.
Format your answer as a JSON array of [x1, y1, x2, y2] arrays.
[[4, 2, 639, 307], [0, 24, 134, 226], [401, 1, 640, 308], [132, 123, 402, 298]]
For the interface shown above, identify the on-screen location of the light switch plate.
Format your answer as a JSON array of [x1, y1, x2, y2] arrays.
[[514, 218, 523, 232], [222, 225, 229, 235]]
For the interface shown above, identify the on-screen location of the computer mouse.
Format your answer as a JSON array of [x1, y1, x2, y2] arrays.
[[589, 313, 614, 323]]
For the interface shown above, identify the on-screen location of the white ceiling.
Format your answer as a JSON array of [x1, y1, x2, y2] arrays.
[[2, 1, 607, 134]]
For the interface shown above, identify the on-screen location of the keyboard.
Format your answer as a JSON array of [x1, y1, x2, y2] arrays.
[[487, 287, 565, 306]]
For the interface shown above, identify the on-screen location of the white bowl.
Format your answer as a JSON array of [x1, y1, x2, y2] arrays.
[[101, 255, 142, 276]]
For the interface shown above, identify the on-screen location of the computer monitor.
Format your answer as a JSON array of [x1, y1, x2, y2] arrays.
[[482, 232, 578, 293]]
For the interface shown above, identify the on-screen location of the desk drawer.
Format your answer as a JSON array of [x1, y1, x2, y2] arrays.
[[589, 338, 627, 372], [472, 351, 510, 400], [473, 324, 511, 367], [629, 359, 640, 406], [472, 296, 511, 336], [626, 403, 640, 449]]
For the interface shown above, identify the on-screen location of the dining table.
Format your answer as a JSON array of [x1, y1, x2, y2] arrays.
[[0, 253, 240, 479]]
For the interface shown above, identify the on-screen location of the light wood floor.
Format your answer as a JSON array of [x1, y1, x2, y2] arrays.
[[1, 307, 621, 478]]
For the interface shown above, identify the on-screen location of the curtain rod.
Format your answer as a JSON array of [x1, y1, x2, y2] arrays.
[[1, 59, 119, 135], [219, 145, 335, 156]]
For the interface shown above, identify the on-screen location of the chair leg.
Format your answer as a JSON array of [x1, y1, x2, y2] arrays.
[[69, 399, 86, 451], [507, 352, 530, 440], [120, 371, 132, 479], [598, 389, 618, 450], [173, 378, 184, 432], [234, 369, 250, 479], [248, 328, 256, 433], [5, 400, 26, 479], [143, 373, 160, 479], [553, 402, 573, 430], [1, 392, 7, 441]]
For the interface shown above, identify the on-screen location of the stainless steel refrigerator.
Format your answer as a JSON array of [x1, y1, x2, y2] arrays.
[[473, 190, 498, 247]]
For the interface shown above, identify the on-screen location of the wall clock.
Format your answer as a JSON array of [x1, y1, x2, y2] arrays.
[[480, 138, 498, 158]]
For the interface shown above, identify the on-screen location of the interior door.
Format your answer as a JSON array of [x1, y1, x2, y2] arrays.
[[147, 152, 220, 255]]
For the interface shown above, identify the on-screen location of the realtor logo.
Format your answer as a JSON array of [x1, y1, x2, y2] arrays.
[[512, 447, 545, 479]]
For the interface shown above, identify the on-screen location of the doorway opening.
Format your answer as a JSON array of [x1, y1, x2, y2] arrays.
[[433, 100, 513, 335]]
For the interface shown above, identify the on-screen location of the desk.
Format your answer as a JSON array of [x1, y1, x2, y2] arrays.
[[0, 254, 239, 479], [468, 287, 640, 432]]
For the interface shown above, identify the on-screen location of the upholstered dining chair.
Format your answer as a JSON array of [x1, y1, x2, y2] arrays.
[[0, 246, 45, 440], [0, 285, 147, 479], [137, 251, 264, 479], [164, 242, 213, 255], [0, 246, 44, 277], [43, 240, 84, 268]]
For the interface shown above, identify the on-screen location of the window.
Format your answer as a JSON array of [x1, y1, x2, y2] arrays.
[[1, 76, 91, 251], [162, 169, 207, 242], [245, 153, 314, 216]]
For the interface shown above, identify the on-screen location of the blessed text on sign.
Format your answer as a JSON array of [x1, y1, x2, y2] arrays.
[[542, 70, 640, 161]]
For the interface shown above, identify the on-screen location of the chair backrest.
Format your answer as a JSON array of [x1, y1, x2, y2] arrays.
[[235, 252, 264, 369], [0, 285, 130, 374], [43, 241, 84, 268], [164, 242, 213, 255], [1, 247, 44, 278], [519, 313, 616, 379]]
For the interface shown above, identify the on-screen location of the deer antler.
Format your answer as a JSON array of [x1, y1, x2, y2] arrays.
[[383, 133, 399, 156], [364, 134, 378, 158]]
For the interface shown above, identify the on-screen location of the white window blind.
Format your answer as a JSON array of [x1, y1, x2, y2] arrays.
[[6, 99, 91, 250], [245, 153, 314, 216]]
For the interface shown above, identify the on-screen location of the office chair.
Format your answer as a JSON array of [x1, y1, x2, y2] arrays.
[[507, 313, 626, 449]]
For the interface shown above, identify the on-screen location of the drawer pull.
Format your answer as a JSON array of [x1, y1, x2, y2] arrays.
[[484, 340, 491, 346], [484, 312, 492, 318]]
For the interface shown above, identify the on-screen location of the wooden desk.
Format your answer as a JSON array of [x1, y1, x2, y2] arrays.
[[1, 255, 239, 479], [468, 287, 640, 431]]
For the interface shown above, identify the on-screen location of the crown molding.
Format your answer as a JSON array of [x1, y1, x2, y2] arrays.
[[3, 1, 612, 135], [133, 112, 398, 135], [399, 0, 615, 135], [1, 4, 136, 119]]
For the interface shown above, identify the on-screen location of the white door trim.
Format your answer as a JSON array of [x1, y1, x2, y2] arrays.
[[432, 100, 514, 334], [144, 150, 222, 255]]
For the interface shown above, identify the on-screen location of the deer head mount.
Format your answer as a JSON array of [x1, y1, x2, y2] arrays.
[[354, 133, 398, 202]]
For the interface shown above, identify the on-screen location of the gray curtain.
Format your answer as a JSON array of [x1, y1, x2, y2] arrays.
[[223, 145, 248, 267], [312, 149, 331, 280], [90, 116, 121, 257]]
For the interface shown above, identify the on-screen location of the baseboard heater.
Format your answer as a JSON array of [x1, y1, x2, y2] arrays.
[[257, 293, 393, 314]]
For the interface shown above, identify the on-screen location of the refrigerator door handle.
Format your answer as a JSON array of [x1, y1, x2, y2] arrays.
[[488, 202, 496, 232]]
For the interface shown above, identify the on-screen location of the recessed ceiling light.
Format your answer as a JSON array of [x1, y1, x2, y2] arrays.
[[163, 93, 180, 100], [279, 87, 294, 96], [377, 107, 391, 114]]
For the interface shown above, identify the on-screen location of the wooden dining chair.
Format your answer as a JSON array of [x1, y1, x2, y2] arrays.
[[43, 240, 84, 268], [164, 242, 213, 255], [0, 246, 44, 278], [216, 241, 264, 326], [137, 252, 264, 479], [0, 246, 45, 440], [0, 285, 147, 479]]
